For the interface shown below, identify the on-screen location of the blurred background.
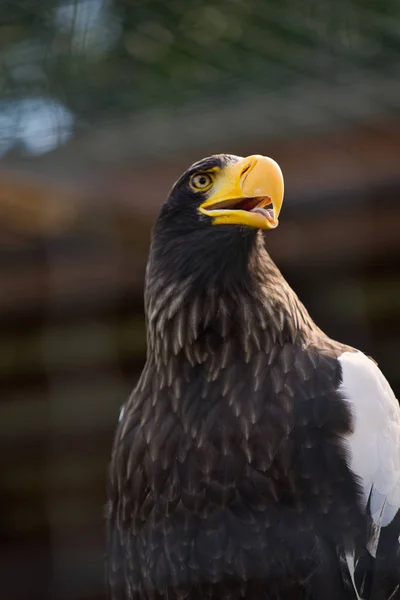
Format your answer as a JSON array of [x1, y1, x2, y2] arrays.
[[0, 1, 399, 599]]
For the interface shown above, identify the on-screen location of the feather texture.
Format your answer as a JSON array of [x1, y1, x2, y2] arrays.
[[340, 351, 400, 529], [107, 154, 400, 600]]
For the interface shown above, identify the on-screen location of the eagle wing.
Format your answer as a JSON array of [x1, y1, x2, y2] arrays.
[[339, 351, 400, 598], [107, 402, 148, 600], [339, 351, 400, 530]]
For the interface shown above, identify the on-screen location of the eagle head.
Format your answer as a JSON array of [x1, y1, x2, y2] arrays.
[[148, 153, 284, 292]]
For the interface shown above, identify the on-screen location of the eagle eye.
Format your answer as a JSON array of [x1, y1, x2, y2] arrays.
[[189, 172, 214, 192]]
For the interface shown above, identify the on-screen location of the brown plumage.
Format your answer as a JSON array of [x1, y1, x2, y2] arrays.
[[107, 154, 400, 600]]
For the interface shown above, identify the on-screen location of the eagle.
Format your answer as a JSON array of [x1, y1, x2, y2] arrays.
[[107, 153, 400, 600]]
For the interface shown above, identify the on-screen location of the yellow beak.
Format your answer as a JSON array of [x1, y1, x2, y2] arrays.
[[199, 155, 284, 230]]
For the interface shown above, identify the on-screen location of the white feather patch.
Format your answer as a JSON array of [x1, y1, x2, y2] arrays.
[[339, 351, 400, 528]]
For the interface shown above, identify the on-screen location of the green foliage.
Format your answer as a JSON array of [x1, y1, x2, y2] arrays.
[[1, 0, 399, 131]]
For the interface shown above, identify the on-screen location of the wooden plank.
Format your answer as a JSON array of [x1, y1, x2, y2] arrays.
[[0, 244, 145, 313], [0, 315, 145, 379]]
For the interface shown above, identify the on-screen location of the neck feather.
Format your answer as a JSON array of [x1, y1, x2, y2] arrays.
[[145, 232, 316, 368]]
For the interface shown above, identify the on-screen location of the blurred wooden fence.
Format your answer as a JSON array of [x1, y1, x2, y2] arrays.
[[0, 125, 400, 600]]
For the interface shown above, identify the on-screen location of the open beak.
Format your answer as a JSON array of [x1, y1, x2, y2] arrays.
[[199, 155, 284, 230]]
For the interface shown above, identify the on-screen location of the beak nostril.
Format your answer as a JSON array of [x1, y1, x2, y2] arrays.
[[241, 157, 257, 180], [240, 162, 253, 182]]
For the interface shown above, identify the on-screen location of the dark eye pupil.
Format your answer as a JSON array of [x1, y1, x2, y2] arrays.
[[191, 173, 211, 189]]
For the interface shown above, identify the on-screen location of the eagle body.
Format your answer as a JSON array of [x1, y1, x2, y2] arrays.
[[108, 155, 400, 599]]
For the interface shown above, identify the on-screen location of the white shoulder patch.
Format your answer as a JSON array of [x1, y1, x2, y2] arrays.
[[339, 351, 400, 528]]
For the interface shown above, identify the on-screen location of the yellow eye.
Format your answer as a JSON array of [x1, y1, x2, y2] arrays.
[[190, 172, 214, 191]]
